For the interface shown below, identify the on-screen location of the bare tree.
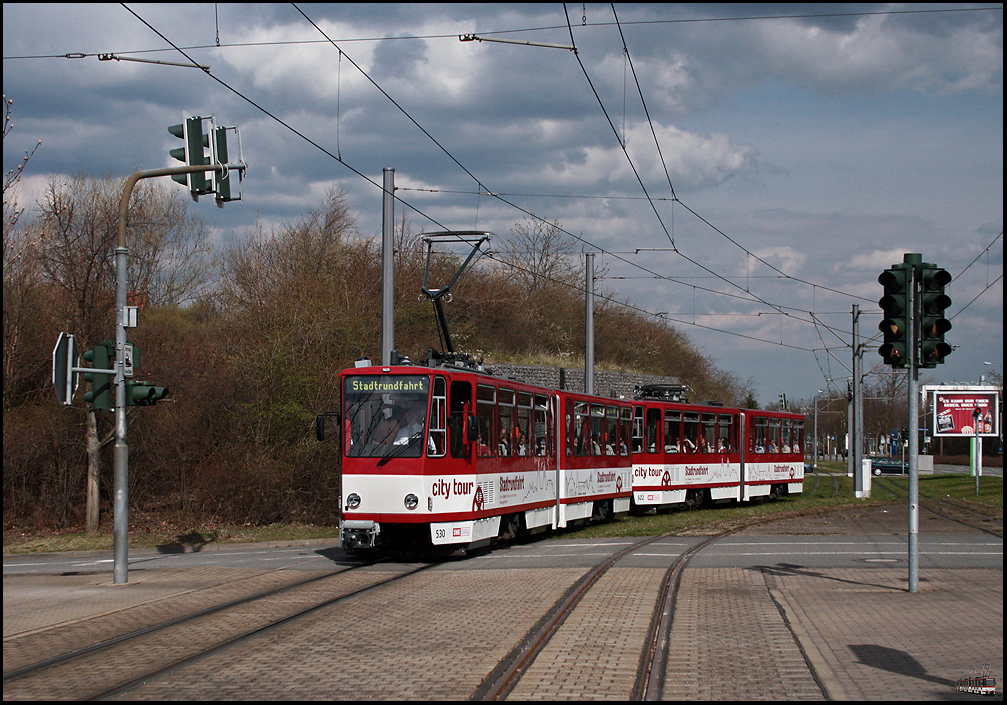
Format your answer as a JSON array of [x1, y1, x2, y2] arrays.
[[32, 173, 212, 533]]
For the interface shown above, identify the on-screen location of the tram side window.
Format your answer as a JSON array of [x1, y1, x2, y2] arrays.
[[645, 407, 661, 453], [570, 400, 592, 457], [701, 413, 716, 453], [534, 394, 552, 456], [718, 414, 734, 453], [664, 410, 682, 452], [449, 380, 472, 459], [683, 411, 700, 452], [516, 391, 532, 456], [590, 403, 606, 456], [768, 418, 781, 453], [499, 388, 515, 456], [792, 420, 803, 454], [604, 406, 619, 455], [429, 377, 447, 457], [632, 406, 644, 453], [619, 407, 632, 455], [476, 384, 496, 457], [753, 417, 768, 453], [782, 419, 792, 453]]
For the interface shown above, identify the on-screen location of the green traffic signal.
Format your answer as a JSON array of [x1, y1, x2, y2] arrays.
[[919, 264, 952, 367], [82, 343, 113, 412], [877, 264, 911, 368]]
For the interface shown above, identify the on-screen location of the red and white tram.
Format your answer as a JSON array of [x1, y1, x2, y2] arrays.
[[630, 385, 804, 512], [337, 360, 633, 552], [334, 362, 803, 553]]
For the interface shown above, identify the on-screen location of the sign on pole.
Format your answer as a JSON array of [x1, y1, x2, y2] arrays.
[[52, 332, 80, 406]]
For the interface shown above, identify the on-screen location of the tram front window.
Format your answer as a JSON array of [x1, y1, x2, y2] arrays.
[[343, 375, 430, 458]]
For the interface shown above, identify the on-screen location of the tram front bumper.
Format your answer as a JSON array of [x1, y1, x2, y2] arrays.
[[340, 520, 380, 550]]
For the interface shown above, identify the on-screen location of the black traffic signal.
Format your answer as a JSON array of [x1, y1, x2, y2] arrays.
[[168, 117, 213, 197], [878, 264, 912, 368], [919, 264, 952, 367], [82, 343, 113, 412]]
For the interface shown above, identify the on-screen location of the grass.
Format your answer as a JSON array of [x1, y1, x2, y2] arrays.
[[4, 466, 999, 554], [3, 523, 341, 555]]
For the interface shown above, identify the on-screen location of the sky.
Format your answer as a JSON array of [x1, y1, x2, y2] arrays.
[[3, 3, 1003, 409]]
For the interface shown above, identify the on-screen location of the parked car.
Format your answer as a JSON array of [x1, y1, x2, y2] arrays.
[[871, 457, 908, 476]]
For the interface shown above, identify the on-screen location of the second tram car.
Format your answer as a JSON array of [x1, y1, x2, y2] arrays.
[[631, 385, 804, 512]]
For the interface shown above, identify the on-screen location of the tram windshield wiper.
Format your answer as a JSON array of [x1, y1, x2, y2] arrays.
[[376, 433, 422, 467]]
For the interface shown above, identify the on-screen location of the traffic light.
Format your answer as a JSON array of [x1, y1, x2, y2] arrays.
[[125, 381, 169, 407], [212, 125, 232, 204], [919, 264, 952, 367], [877, 264, 911, 368], [82, 343, 113, 412], [168, 117, 212, 197]]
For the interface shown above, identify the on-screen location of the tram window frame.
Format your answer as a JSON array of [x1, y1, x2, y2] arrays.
[[449, 380, 473, 459], [664, 409, 682, 452], [701, 412, 717, 454], [683, 411, 700, 453], [632, 406, 644, 453], [534, 394, 553, 457], [751, 416, 768, 453], [590, 403, 606, 456], [476, 384, 497, 457], [768, 417, 782, 453], [515, 391, 532, 456], [718, 413, 734, 453], [619, 406, 632, 455], [645, 407, 661, 453], [499, 387, 516, 457], [570, 400, 592, 457], [428, 376, 447, 457], [603, 406, 619, 456]]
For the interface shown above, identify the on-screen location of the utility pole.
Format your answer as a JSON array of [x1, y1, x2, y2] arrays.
[[584, 252, 595, 396], [381, 167, 395, 365]]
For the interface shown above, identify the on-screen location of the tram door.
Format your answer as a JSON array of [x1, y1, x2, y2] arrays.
[[449, 380, 473, 461]]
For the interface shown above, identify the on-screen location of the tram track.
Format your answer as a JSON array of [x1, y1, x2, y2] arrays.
[[872, 476, 1003, 537], [471, 518, 769, 701], [2, 554, 437, 700]]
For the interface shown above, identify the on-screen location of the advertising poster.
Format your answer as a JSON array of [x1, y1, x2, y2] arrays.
[[933, 391, 999, 437]]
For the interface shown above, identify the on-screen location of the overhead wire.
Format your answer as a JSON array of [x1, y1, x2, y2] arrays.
[[103, 4, 998, 361]]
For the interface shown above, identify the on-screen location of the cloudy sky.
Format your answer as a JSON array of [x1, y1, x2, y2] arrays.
[[3, 3, 1003, 409]]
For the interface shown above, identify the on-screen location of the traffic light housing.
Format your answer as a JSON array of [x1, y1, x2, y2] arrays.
[[168, 117, 212, 197], [919, 264, 952, 367], [82, 343, 113, 412], [877, 264, 911, 368], [212, 125, 232, 204], [125, 381, 169, 407]]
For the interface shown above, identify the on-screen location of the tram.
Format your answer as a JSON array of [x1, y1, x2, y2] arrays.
[[337, 357, 633, 552], [630, 384, 804, 512], [326, 230, 803, 553]]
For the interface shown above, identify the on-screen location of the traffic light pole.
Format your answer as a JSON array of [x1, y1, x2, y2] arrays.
[[111, 164, 224, 584], [907, 273, 919, 593]]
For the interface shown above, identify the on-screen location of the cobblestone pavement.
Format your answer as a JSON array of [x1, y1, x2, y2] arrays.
[[4, 507, 1002, 700]]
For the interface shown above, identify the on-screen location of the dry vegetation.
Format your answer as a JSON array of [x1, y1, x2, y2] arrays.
[[4, 162, 749, 536]]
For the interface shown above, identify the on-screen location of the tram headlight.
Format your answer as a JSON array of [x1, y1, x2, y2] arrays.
[[404, 493, 419, 510], [346, 493, 361, 510]]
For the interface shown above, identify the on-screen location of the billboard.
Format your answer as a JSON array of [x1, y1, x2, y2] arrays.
[[932, 390, 999, 437]]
